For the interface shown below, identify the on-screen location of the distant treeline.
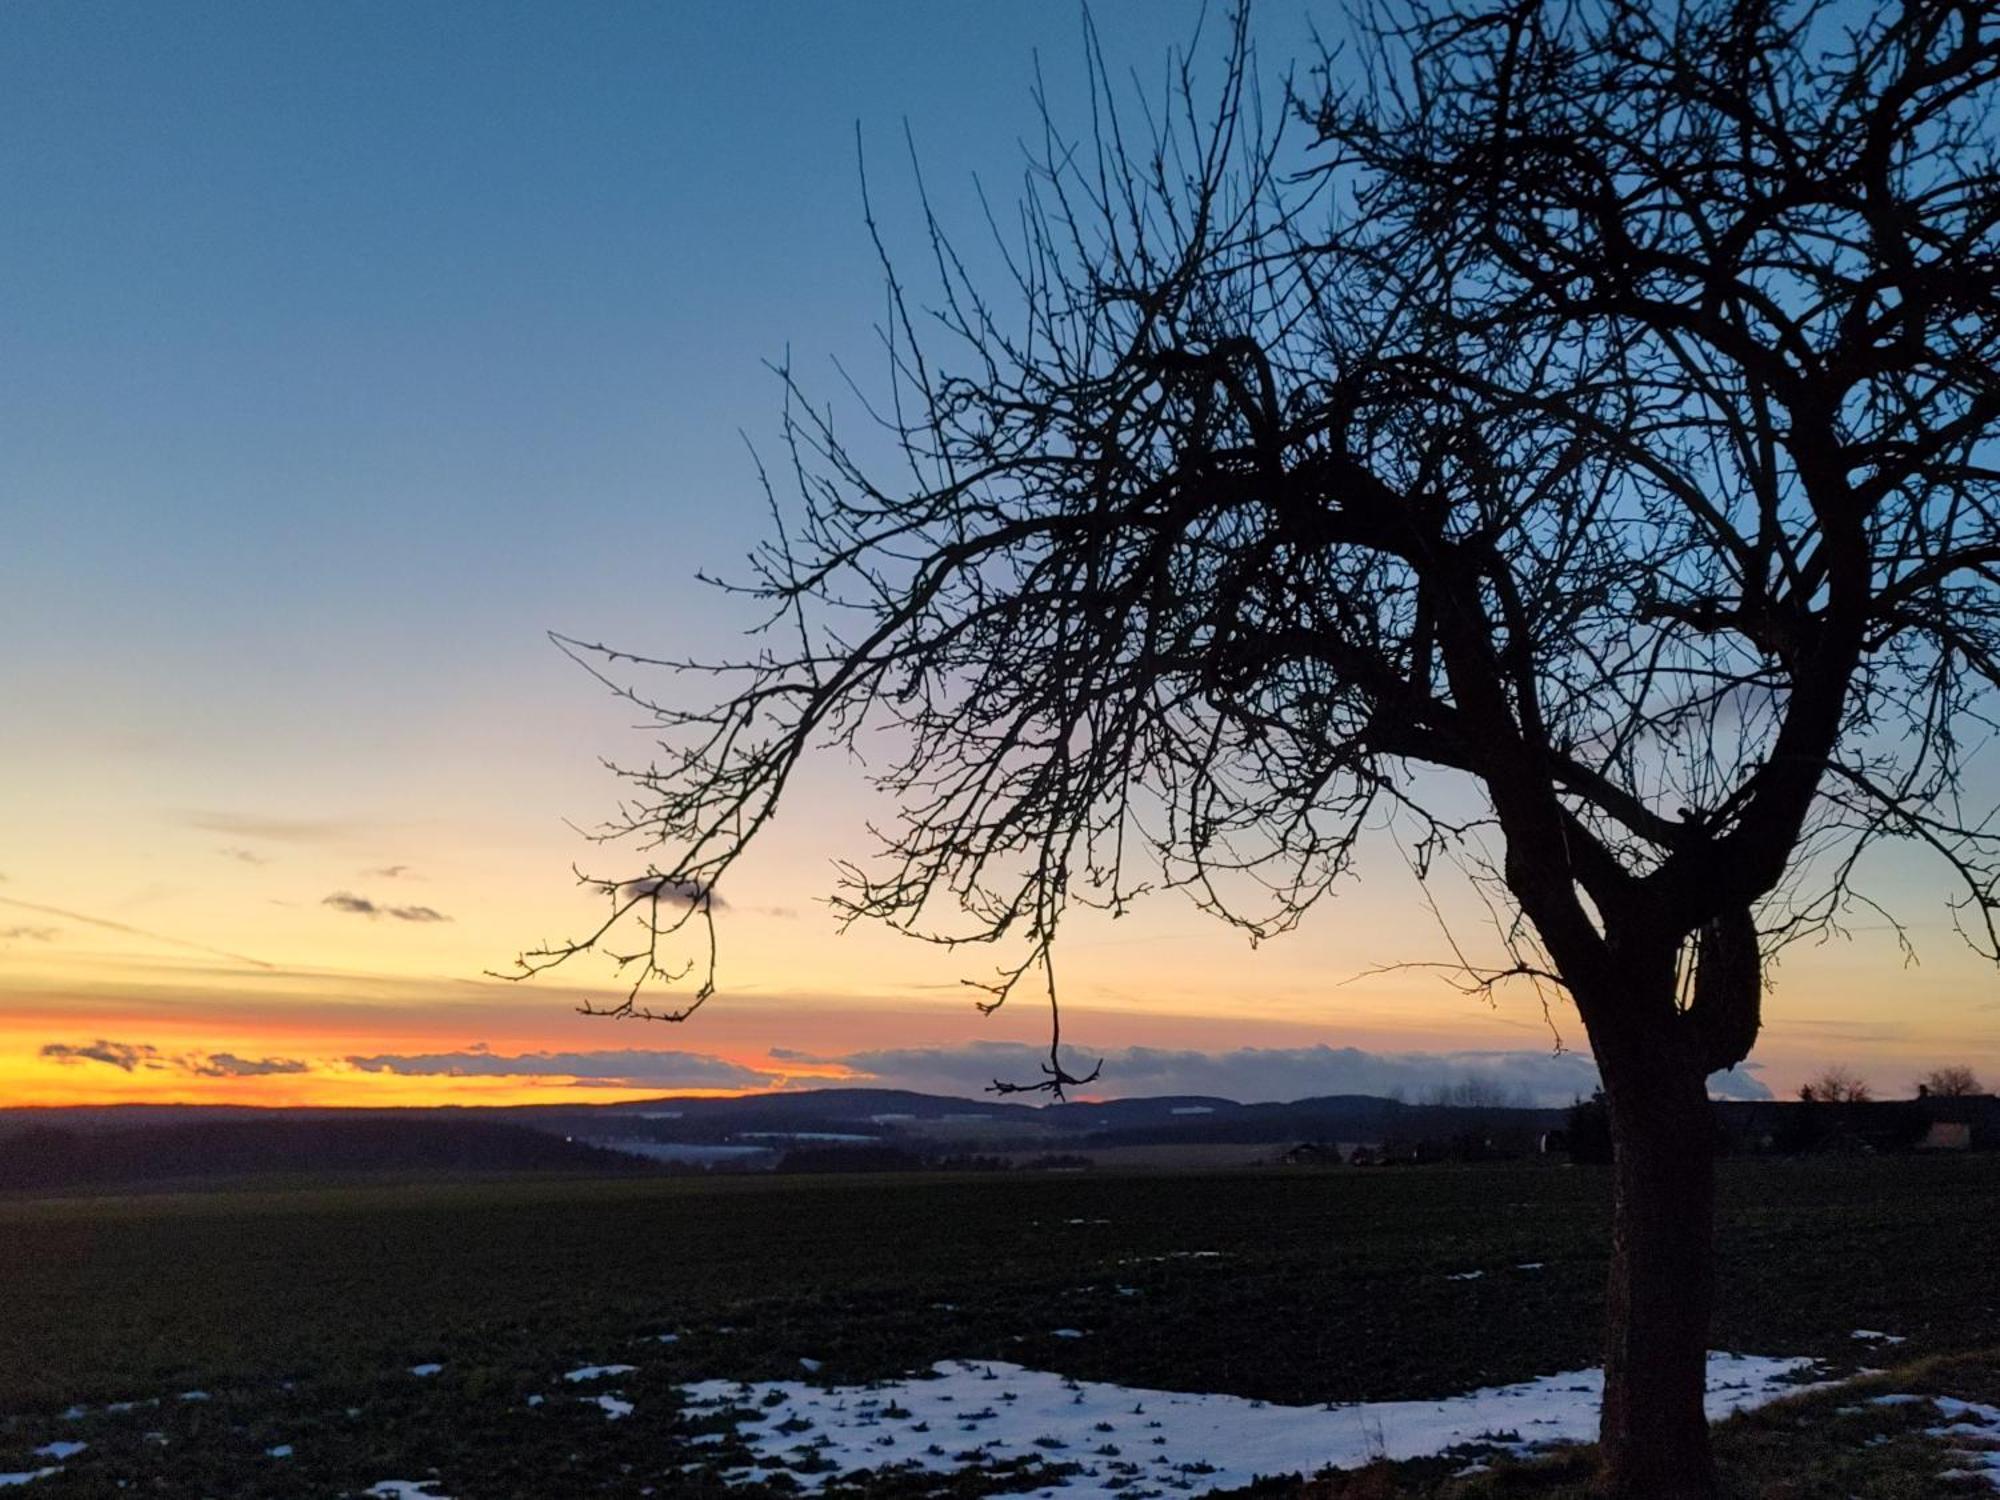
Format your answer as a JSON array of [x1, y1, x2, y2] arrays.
[[0, 1117, 652, 1191], [1556, 1093, 2000, 1163]]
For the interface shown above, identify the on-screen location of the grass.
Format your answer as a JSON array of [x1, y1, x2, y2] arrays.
[[0, 1155, 1995, 1495]]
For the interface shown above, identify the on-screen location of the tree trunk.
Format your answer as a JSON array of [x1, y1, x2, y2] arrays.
[[1596, 1056, 1721, 1499]]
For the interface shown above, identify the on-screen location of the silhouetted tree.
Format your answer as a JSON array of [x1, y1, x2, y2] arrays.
[[1800, 1064, 1873, 1104], [522, 3, 2000, 1493], [1920, 1064, 1984, 1097]]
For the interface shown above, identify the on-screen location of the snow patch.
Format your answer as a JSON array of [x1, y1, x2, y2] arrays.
[[1850, 1330, 1908, 1345], [407, 1364, 443, 1378], [563, 1364, 636, 1383], [30, 1444, 83, 1462], [596, 1394, 635, 1419], [1927, 1399, 2000, 1489], [683, 1351, 1818, 1495], [266, 1445, 294, 1459], [365, 1483, 452, 1499], [0, 1470, 60, 1489]]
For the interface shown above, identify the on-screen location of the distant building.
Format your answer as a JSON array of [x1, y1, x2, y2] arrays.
[[1280, 1142, 1340, 1167], [1921, 1122, 1973, 1151]]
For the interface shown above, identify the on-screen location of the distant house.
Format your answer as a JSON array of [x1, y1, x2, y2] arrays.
[[1921, 1121, 1973, 1151], [1921, 1093, 2000, 1150], [1712, 1093, 1999, 1155], [1280, 1141, 1341, 1167]]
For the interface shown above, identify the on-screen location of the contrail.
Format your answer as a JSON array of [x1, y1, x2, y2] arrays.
[[0, 896, 276, 970]]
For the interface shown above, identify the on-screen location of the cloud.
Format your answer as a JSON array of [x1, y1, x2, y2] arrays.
[[181, 811, 360, 844], [41, 1039, 165, 1072], [38, 1039, 310, 1079], [618, 876, 726, 910], [0, 925, 58, 941], [369, 865, 413, 879], [1703, 1064, 1772, 1100], [219, 847, 272, 866], [186, 1052, 310, 1078], [0, 895, 273, 968], [821, 1041, 1772, 1106], [321, 892, 451, 923], [345, 1047, 775, 1090]]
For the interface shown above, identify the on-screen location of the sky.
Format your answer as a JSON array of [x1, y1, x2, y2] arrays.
[[3, 2, 1994, 1112]]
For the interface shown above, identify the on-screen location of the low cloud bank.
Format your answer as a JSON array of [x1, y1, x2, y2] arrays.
[[40, 1039, 308, 1079], [345, 1047, 775, 1090], [819, 1041, 1772, 1106]]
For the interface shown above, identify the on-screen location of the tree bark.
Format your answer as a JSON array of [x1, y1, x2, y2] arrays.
[[1595, 1053, 1721, 1499]]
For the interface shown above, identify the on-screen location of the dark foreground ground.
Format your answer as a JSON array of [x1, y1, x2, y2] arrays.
[[1, 1156, 1996, 1496]]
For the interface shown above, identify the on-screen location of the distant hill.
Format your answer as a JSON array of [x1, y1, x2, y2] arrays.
[[0, 1116, 648, 1191], [0, 1087, 1578, 1189]]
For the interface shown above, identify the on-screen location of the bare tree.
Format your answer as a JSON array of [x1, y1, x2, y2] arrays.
[[1423, 1075, 1528, 1110], [1800, 1064, 1873, 1104], [520, 2, 2000, 1494], [1920, 1063, 1984, 1096]]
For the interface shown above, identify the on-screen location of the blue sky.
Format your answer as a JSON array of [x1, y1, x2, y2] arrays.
[[2, 2, 1989, 1108]]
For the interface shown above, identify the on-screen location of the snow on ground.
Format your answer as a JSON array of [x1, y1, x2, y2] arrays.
[[0, 1470, 60, 1489], [407, 1364, 443, 1378], [364, 1483, 452, 1499], [1850, 1330, 1908, 1344], [1872, 1394, 2000, 1489], [683, 1352, 1818, 1497], [562, 1364, 636, 1383], [595, 1394, 635, 1419], [29, 1445, 83, 1462]]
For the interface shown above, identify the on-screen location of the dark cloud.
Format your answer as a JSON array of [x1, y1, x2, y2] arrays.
[[0, 925, 58, 941], [321, 892, 451, 923], [187, 1052, 310, 1078], [766, 1046, 827, 1063], [617, 876, 726, 910], [37, 1039, 310, 1079], [41, 1039, 165, 1072], [219, 847, 272, 866], [825, 1041, 1771, 1106], [345, 1047, 774, 1089], [369, 864, 412, 879]]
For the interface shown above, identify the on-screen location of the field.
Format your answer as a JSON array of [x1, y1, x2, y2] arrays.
[[2, 1157, 1998, 1496]]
